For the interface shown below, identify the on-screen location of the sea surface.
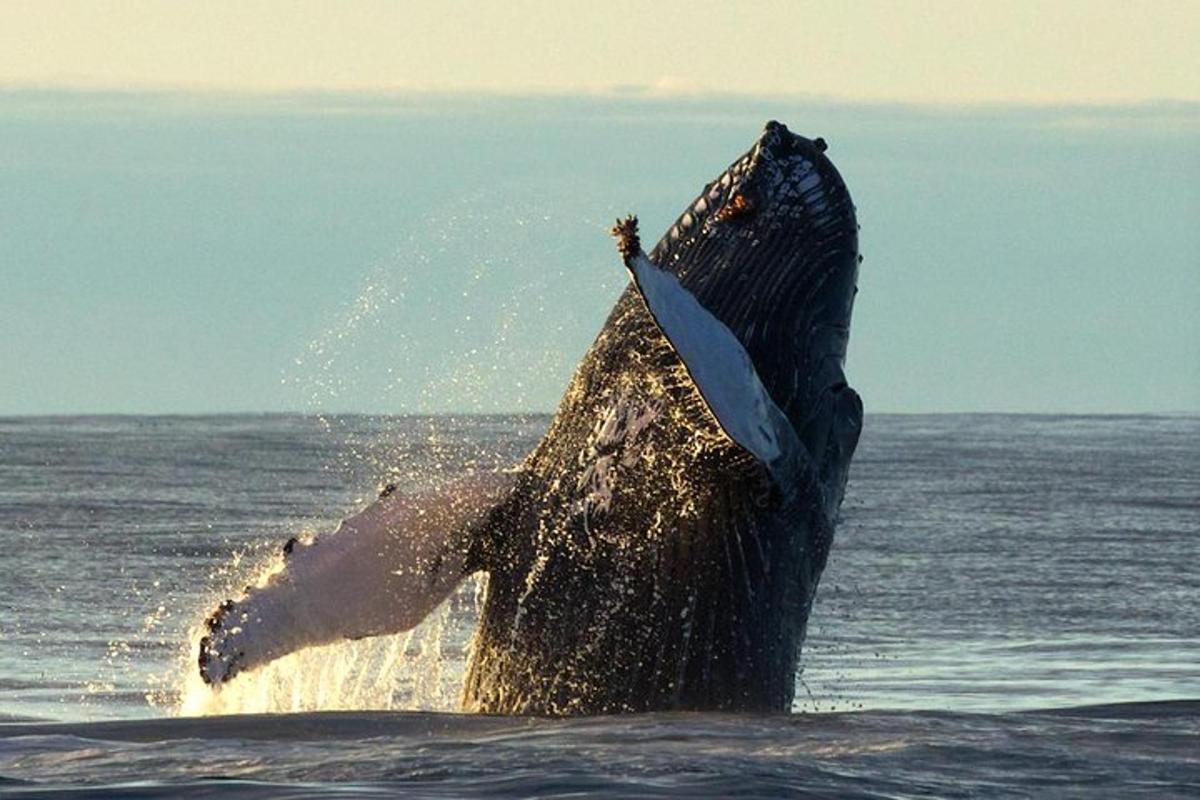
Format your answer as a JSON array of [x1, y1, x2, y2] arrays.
[[0, 413, 1197, 797]]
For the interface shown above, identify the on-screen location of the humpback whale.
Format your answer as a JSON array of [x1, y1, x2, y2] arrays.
[[198, 121, 863, 715]]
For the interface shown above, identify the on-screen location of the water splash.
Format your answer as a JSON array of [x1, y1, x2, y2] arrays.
[[175, 571, 486, 717], [163, 199, 597, 717], [282, 193, 617, 425], [138, 190, 625, 718]]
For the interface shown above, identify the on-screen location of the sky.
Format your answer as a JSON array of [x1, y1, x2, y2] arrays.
[[0, 3, 1197, 415], [2, 1, 1198, 104]]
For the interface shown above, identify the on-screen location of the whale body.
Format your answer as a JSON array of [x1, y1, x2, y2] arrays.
[[198, 121, 863, 715]]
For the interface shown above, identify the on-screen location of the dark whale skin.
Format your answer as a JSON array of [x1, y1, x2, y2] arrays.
[[462, 121, 863, 715]]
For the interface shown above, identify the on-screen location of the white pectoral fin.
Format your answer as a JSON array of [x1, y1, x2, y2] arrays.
[[198, 470, 515, 685], [619, 234, 804, 488]]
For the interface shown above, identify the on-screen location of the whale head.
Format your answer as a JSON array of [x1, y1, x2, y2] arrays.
[[647, 121, 862, 464]]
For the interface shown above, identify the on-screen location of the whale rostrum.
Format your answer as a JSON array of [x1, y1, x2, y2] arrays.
[[198, 121, 863, 714]]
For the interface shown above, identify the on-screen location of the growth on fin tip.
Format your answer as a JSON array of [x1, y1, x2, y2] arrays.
[[610, 215, 640, 263]]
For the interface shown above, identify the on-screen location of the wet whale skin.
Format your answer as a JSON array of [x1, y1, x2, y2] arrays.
[[462, 121, 862, 715]]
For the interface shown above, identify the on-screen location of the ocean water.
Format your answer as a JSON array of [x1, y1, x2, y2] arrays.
[[0, 413, 1197, 797]]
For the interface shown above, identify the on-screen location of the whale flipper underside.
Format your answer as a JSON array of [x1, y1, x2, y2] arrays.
[[198, 121, 862, 715], [197, 472, 515, 685]]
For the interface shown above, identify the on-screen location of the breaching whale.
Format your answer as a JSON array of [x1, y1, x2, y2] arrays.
[[198, 121, 863, 715]]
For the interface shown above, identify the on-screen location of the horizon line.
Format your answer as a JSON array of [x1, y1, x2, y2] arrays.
[[3, 80, 1198, 114], [2, 410, 1196, 420]]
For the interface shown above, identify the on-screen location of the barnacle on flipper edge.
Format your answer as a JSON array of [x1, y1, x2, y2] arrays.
[[610, 215, 640, 263], [198, 598, 243, 685]]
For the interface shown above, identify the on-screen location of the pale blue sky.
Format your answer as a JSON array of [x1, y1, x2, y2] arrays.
[[1, 91, 1196, 414], [1, 2, 1198, 414]]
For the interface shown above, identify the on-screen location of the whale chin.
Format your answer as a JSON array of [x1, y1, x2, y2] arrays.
[[196, 122, 862, 716]]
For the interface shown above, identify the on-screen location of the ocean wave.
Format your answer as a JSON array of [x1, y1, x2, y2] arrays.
[[1, 701, 1198, 798]]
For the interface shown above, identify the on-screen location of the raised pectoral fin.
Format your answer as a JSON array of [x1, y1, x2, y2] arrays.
[[611, 216, 806, 489], [198, 470, 516, 685]]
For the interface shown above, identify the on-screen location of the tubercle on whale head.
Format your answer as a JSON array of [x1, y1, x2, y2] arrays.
[[650, 120, 855, 277], [716, 121, 837, 229], [712, 120, 812, 222]]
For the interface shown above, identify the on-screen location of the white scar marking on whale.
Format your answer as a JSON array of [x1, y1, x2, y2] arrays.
[[573, 388, 661, 525]]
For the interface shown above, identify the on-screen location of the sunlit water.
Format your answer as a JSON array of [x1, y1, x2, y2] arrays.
[[1, 414, 1197, 796]]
